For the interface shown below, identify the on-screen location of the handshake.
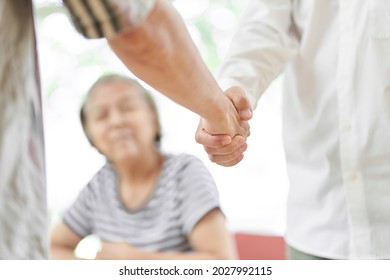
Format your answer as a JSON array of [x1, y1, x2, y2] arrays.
[[195, 86, 252, 167]]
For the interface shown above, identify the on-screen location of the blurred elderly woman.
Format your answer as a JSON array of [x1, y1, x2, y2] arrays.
[[50, 74, 236, 260]]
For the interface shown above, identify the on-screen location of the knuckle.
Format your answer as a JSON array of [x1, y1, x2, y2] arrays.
[[208, 154, 217, 163], [234, 149, 244, 158], [195, 133, 202, 143]]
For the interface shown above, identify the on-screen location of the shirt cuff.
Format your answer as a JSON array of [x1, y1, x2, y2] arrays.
[[63, 0, 156, 39]]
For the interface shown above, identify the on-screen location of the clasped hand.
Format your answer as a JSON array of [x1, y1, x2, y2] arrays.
[[95, 241, 142, 260], [196, 86, 252, 167]]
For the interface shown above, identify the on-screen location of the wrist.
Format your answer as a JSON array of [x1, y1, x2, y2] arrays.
[[203, 92, 230, 124]]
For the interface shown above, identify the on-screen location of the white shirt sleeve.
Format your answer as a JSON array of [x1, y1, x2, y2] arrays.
[[217, 0, 297, 109]]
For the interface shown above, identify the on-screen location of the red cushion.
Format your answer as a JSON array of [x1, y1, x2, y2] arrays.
[[234, 233, 286, 260]]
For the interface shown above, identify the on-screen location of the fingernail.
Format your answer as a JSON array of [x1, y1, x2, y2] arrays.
[[241, 109, 252, 119], [221, 137, 231, 145]]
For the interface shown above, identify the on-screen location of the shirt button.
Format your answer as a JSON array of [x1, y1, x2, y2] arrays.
[[347, 171, 358, 182], [342, 123, 352, 132], [343, 23, 352, 32]]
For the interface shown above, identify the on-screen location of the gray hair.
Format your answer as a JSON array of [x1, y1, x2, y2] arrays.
[[80, 74, 162, 147]]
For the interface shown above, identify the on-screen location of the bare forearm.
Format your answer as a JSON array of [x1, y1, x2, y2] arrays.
[[107, 0, 229, 123], [133, 249, 234, 260], [50, 246, 81, 260], [98, 247, 234, 260]]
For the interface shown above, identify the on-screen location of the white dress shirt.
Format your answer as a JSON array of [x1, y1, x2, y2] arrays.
[[218, 0, 390, 259]]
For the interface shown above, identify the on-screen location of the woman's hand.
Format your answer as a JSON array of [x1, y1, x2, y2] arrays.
[[96, 241, 142, 260]]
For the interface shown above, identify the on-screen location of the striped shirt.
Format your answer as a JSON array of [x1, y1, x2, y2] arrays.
[[63, 154, 220, 252], [63, 0, 156, 39]]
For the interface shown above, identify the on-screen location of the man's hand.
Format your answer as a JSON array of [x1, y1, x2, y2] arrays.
[[195, 86, 252, 167]]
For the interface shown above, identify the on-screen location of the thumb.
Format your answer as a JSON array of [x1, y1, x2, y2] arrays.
[[224, 86, 253, 121], [195, 126, 232, 148]]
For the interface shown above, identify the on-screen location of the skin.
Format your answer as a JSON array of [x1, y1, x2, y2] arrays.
[[50, 80, 237, 260], [196, 87, 253, 167], [106, 0, 251, 150]]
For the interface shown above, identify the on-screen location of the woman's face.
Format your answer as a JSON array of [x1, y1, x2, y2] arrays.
[[85, 80, 158, 164]]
